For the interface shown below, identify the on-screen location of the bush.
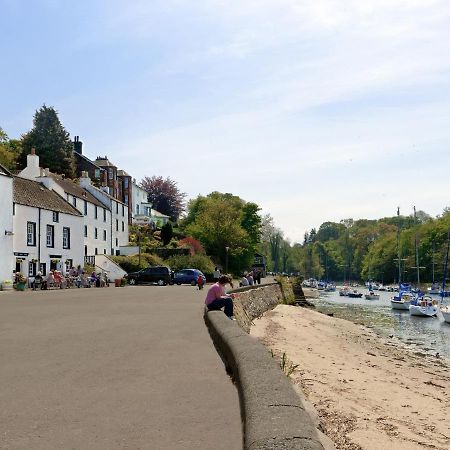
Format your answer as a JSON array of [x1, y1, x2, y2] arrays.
[[164, 254, 215, 278], [110, 253, 165, 273]]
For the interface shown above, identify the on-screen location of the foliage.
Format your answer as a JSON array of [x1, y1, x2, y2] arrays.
[[19, 105, 76, 177], [110, 253, 164, 273], [183, 192, 262, 274], [164, 254, 215, 276], [270, 350, 299, 378], [0, 127, 21, 171], [178, 236, 205, 255], [160, 222, 173, 246], [275, 276, 295, 305], [139, 176, 186, 221]]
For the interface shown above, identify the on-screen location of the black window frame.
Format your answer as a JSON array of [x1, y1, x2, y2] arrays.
[[27, 221, 36, 246], [63, 227, 71, 249], [52, 211, 59, 223], [46, 224, 54, 248]]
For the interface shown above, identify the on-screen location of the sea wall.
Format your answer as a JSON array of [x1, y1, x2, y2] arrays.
[[204, 282, 334, 450]]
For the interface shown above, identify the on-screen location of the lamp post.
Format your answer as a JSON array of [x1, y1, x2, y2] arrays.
[[225, 246, 230, 274]]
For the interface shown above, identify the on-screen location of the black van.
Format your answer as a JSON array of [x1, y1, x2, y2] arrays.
[[126, 266, 171, 286]]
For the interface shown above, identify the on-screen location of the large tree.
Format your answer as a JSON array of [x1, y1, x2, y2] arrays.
[[20, 105, 75, 177], [140, 176, 186, 221]]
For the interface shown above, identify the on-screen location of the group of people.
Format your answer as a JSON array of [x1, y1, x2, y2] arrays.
[[31, 268, 109, 290], [239, 269, 262, 287]]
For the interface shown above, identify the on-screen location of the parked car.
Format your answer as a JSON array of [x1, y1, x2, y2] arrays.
[[173, 269, 206, 286], [126, 266, 171, 286]]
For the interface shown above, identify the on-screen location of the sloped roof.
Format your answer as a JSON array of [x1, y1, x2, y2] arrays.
[[13, 176, 82, 216], [117, 169, 130, 177], [95, 157, 116, 167], [49, 173, 107, 209], [151, 208, 170, 218], [73, 152, 105, 170]]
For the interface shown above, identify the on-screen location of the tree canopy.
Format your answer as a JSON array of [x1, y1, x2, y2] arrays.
[[140, 176, 186, 221], [0, 127, 21, 171], [19, 105, 75, 177]]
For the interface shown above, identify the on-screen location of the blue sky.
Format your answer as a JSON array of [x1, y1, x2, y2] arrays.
[[2, 0, 450, 242]]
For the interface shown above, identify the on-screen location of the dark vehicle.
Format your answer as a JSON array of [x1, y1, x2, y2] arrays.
[[126, 266, 171, 286], [173, 269, 206, 286]]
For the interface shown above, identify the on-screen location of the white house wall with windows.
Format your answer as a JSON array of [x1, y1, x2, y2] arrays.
[[131, 179, 153, 224], [79, 172, 129, 255], [0, 164, 14, 284], [12, 176, 83, 277]]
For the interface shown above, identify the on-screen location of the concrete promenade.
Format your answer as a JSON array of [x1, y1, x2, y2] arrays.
[[0, 285, 242, 450]]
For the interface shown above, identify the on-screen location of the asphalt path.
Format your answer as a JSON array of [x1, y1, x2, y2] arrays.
[[0, 285, 242, 450]]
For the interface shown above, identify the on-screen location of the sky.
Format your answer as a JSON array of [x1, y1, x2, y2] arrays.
[[1, 0, 450, 243]]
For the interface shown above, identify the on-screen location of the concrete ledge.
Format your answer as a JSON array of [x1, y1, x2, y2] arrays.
[[204, 309, 326, 450]]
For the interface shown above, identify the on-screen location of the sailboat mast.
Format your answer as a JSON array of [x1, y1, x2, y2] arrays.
[[414, 206, 420, 286], [441, 233, 450, 301], [397, 207, 401, 287]]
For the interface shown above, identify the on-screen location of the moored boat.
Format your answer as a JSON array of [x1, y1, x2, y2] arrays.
[[409, 296, 438, 317], [440, 306, 450, 323], [365, 290, 380, 300], [347, 289, 363, 298], [391, 291, 414, 310]]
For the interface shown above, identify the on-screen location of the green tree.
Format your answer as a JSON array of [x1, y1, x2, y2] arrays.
[[0, 127, 21, 171], [20, 105, 75, 177], [160, 222, 173, 246]]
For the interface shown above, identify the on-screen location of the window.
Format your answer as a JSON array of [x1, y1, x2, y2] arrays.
[[122, 221, 124, 232], [95, 206, 98, 219], [124, 178, 129, 189], [104, 249, 106, 254], [115, 238, 118, 247], [95, 168, 100, 179], [103, 230, 107, 241], [124, 194, 128, 205], [108, 168, 113, 180], [52, 211, 59, 223], [84, 200, 88, 215], [72, 196, 77, 207], [39, 263, 47, 276], [136, 204, 140, 214], [116, 202, 119, 214], [63, 227, 70, 249], [27, 222, 36, 246], [116, 219, 119, 231], [84, 225, 88, 237], [13, 203, 15, 215], [46, 225, 54, 248], [95, 228, 98, 239], [122, 205, 124, 216], [84, 245, 88, 256], [103, 208, 106, 222], [65, 259, 72, 273], [95, 248, 98, 255], [28, 261, 36, 277]]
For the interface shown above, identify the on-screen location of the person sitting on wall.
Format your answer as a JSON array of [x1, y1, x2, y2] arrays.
[[205, 275, 236, 319], [246, 272, 254, 286], [240, 274, 249, 287], [32, 271, 44, 290]]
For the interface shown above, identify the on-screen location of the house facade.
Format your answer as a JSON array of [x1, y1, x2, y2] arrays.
[[13, 176, 84, 276], [131, 179, 153, 225], [79, 172, 129, 255], [0, 164, 14, 283]]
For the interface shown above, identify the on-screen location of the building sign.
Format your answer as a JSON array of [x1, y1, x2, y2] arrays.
[[49, 255, 62, 259], [14, 252, 29, 257]]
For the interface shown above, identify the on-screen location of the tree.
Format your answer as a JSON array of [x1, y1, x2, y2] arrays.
[[0, 127, 21, 171], [20, 105, 75, 177], [140, 176, 186, 221], [184, 192, 261, 273], [160, 222, 173, 246]]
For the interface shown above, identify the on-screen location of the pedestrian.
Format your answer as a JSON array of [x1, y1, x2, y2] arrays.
[[197, 273, 205, 290], [240, 274, 249, 287], [205, 275, 235, 319], [246, 272, 254, 286], [213, 266, 221, 282]]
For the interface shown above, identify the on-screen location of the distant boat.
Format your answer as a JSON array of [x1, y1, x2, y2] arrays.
[[339, 286, 350, 296], [391, 290, 414, 310], [441, 306, 450, 324], [365, 290, 380, 300], [347, 289, 363, 298]]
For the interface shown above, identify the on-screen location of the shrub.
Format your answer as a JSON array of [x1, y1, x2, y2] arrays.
[[164, 254, 215, 277], [178, 236, 205, 255], [110, 253, 165, 273]]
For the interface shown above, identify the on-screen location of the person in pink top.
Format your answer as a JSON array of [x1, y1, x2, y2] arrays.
[[205, 275, 235, 319]]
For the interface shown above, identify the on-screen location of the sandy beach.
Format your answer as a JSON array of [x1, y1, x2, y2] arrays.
[[251, 305, 450, 450]]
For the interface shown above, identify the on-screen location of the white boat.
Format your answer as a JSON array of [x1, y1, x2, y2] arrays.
[[409, 296, 438, 317], [365, 291, 380, 300], [441, 306, 450, 323], [391, 292, 414, 310]]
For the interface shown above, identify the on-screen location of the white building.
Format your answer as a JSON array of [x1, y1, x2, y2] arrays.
[[0, 164, 14, 284], [131, 179, 153, 225], [13, 176, 84, 276], [79, 172, 129, 255]]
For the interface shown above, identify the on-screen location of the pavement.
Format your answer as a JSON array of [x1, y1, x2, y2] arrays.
[[0, 285, 242, 450]]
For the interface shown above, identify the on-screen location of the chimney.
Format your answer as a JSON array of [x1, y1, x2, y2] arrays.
[[79, 171, 92, 188], [73, 136, 83, 154], [18, 148, 41, 180]]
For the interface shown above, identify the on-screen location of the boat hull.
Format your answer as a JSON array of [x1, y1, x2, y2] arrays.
[[441, 307, 450, 323], [365, 294, 380, 300], [409, 305, 438, 317], [391, 300, 410, 310]]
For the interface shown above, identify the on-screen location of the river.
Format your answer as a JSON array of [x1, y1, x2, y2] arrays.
[[312, 288, 450, 361]]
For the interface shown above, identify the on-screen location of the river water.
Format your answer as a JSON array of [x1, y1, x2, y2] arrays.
[[312, 289, 450, 361]]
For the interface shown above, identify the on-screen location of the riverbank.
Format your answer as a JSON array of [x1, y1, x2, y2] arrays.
[[250, 304, 450, 450]]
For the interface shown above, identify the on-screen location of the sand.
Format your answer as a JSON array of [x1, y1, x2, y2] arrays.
[[250, 305, 450, 450]]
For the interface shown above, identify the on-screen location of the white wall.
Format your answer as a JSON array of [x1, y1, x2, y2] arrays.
[[95, 254, 127, 280], [13, 205, 84, 276], [0, 174, 14, 282]]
